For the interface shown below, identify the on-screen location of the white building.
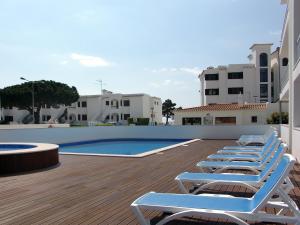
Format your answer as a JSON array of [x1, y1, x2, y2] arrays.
[[2, 90, 162, 125], [199, 44, 277, 105], [174, 102, 288, 126], [278, 0, 300, 160]]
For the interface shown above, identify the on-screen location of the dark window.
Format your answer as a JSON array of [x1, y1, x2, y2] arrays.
[[260, 53, 268, 67], [46, 115, 51, 121], [251, 116, 258, 123], [271, 86, 274, 99], [77, 102, 80, 107], [120, 114, 123, 120], [282, 58, 288, 66], [42, 115, 46, 121], [77, 114, 81, 121], [260, 68, 268, 82], [82, 114, 87, 121], [124, 114, 130, 120], [215, 117, 236, 125], [106, 101, 109, 106], [228, 87, 243, 94], [182, 117, 201, 125], [81, 101, 87, 108], [205, 73, 219, 81], [205, 89, 219, 96], [123, 100, 130, 106], [105, 115, 109, 120], [120, 100, 122, 106], [4, 116, 13, 122], [271, 70, 274, 82], [228, 72, 243, 79], [260, 84, 268, 98]]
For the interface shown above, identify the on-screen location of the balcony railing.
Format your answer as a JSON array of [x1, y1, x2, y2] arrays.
[[296, 33, 300, 67], [280, 69, 289, 92]]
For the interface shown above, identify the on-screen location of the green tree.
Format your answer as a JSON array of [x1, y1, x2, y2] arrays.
[[0, 80, 79, 124], [162, 99, 176, 125], [267, 112, 288, 124]]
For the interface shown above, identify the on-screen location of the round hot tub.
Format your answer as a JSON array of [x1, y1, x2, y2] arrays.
[[0, 143, 59, 175]]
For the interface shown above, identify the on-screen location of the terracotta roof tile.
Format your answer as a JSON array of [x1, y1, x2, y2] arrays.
[[176, 103, 267, 112]]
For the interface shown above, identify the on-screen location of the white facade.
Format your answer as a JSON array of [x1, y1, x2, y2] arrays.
[[279, 0, 300, 160], [1, 90, 162, 125], [199, 44, 277, 106], [174, 102, 288, 126]]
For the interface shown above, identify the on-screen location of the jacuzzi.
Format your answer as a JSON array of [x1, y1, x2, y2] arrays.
[[0, 143, 59, 175]]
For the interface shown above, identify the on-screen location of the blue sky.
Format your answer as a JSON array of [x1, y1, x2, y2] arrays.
[[0, 0, 286, 107]]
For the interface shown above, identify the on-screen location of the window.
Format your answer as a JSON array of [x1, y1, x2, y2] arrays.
[[260, 84, 268, 98], [259, 53, 268, 67], [271, 71, 274, 82], [120, 114, 123, 120], [215, 117, 236, 125], [205, 89, 219, 96], [106, 101, 109, 106], [124, 114, 130, 120], [282, 58, 288, 66], [4, 116, 13, 122], [77, 102, 80, 107], [251, 116, 258, 123], [205, 73, 219, 81], [120, 100, 122, 106], [77, 114, 81, 121], [46, 115, 51, 121], [82, 114, 87, 121], [182, 117, 201, 125], [228, 72, 243, 79], [260, 68, 268, 82], [81, 101, 87, 108], [228, 87, 243, 95], [123, 100, 130, 107]]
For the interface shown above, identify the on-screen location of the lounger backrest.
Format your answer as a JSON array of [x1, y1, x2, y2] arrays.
[[259, 143, 286, 180], [261, 132, 276, 154], [251, 154, 295, 212], [263, 127, 277, 141], [260, 138, 281, 165]]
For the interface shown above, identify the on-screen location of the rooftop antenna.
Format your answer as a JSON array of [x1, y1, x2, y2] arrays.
[[96, 79, 106, 94]]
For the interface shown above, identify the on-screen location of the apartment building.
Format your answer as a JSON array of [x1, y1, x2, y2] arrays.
[[199, 44, 277, 105], [2, 90, 162, 125], [278, 0, 300, 160]]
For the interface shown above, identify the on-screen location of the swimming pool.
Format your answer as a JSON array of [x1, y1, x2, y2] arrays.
[[59, 139, 197, 157]]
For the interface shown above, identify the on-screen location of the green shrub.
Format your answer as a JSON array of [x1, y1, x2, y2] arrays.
[[267, 112, 288, 124], [136, 118, 150, 126], [127, 118, 135, 125]]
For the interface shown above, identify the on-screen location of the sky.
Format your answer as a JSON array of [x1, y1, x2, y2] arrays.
[[0, 0, 286, 108]]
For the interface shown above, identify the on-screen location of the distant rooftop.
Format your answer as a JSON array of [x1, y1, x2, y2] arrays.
[[249, 43, 273, 50], [176, 103, 267, 112]]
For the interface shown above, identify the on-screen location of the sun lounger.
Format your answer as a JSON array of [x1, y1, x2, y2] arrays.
[[197, 139, 281, 173], [175, 144, 291, 194], [237, 127, 277, 146], [207, 136, 278, 162], [131, 154, 300, 225]]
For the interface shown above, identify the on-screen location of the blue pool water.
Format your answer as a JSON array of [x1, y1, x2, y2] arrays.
[[59, 139, 189, 156], [0, 144, 36, 151]]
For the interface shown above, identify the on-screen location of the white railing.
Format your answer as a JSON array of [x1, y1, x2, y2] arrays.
[[280, 69, 289, 92], [296, 33, 300, 67]]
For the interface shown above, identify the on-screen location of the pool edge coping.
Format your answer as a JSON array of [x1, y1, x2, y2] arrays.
[[59, 139, 201, 158]]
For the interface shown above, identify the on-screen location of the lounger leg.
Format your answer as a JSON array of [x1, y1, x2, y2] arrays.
[[176, 180, 189, 194], [131, 205, 150, 225]]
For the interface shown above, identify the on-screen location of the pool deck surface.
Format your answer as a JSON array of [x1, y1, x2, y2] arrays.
[[0, 139, 299, 225]]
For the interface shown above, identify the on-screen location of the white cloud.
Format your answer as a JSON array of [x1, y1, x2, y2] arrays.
[[145, 67, 202, 76], [149, 79, 187, 89], [70, 53, 113, 67]]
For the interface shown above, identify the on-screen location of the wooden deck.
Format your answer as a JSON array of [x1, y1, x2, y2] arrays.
[[0, 140, 299, 225]]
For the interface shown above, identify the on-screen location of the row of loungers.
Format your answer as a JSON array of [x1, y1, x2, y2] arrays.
[[131, 130, 300, 225]]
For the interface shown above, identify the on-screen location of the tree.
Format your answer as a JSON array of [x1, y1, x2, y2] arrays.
[[0, 80, 79, 124], [162, 99, 176, 125], [267, 112, 288, 124]]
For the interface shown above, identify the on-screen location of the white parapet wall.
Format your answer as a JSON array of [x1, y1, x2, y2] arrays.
[[280, 124, 300, 161], [0, 125, 277, 144]]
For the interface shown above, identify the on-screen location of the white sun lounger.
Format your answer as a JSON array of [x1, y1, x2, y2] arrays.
[[175, 144, 291, 194], [220, 132, 276, 154], [207, 136, 278, 162], [237, 127, 277, 146], [197, 139, 281, 173], [131, 154, 300, 225]]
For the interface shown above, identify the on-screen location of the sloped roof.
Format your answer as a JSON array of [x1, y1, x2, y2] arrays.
[[176, 103, 267, 112]]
